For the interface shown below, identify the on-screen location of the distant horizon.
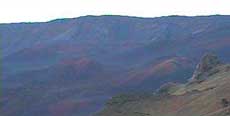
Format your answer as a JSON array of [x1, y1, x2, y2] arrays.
[[1, 0, 230, 23], [1, 14, 229, 24]]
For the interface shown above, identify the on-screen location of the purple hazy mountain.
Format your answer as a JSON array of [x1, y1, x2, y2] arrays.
[[1, 15, 230, 116]]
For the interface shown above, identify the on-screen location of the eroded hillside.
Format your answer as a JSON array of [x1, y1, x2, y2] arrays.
[[2, 15, 230, 116], [97, 54, 230, 116]]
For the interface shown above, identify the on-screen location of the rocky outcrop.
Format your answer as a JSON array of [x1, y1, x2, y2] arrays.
[[221, 98, 229, 108], [190, 53, 223, 83], [97, 54, 230, 116]]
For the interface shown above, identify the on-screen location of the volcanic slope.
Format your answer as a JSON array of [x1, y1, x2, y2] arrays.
[[97, 54, 230, 116]]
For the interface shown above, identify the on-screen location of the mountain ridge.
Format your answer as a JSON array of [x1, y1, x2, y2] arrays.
[[1, 14, 230, 25], [1, 15, 230, 116]]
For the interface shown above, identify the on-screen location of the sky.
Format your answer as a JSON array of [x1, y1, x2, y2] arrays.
[[0, 0, 230, 23]]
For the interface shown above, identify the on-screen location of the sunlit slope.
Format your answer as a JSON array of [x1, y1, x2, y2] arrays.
[[97, 55, 230, 116]]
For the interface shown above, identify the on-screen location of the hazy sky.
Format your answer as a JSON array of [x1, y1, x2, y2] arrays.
[[0, 0, 230, 23]]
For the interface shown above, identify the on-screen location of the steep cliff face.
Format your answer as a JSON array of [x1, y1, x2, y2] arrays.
[[190, 53, 223, 82], [97, 55, 230, 116]]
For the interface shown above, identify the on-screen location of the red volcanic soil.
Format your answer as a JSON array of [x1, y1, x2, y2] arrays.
[[58, 57, 102, 72], [119, 57, 193, 85], [55, 44, 90, 54], [60, 57, 96, 67]]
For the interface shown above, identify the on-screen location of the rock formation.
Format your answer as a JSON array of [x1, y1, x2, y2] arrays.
[[190, 53, 222, 83]]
